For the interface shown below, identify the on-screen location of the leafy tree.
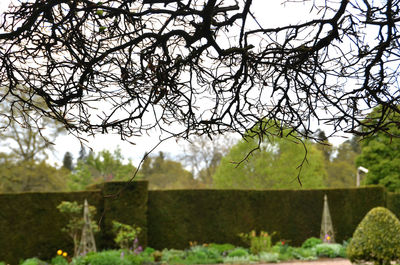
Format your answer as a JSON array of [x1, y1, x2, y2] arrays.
[[0, 153, 68, 192], [67, 148, 136, 191], [325, 140, 360, 188], [182, 135, 234, 188], [140, 151, 195, 189], [356, 107, 400, 191], [62, 152, 74, 171], [212, 124, 326, 189], [1, 0, 399, 147]]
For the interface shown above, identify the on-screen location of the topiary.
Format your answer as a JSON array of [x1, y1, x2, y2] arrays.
[[347, 207, 400, 265]]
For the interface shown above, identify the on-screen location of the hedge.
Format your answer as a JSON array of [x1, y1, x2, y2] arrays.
[[0, 183, 388, 264], [147, 186, 386, 249], [0, 190, 103, 264]]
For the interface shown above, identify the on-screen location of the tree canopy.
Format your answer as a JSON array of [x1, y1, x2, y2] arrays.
[[0, 0, 399, 145], [356, 106, 400, 192], [212, 124, 326, 189]]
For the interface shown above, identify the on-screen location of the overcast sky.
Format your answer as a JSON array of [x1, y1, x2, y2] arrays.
[[0, 0, 349, 167]]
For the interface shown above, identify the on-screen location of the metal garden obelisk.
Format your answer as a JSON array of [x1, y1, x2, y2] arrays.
[[320, 194, 335, 243]]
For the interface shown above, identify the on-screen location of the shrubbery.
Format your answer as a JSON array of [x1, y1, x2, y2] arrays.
[[9, 235, 350, 265], [347, 207, 400, 265]]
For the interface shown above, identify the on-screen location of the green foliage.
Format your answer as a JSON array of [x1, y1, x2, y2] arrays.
[[68, 148, 136, 191], [73, 250, 131, 265], [356, 106, 400, 191], [301, 237, 323, 249], [148, 187, 386, 250], [0, 155, 68, 192], [212, 123, 326, 189], [222, 255, 258, 264], [208, 243, 236, 254], [20, 258, 46, 265], [347, 207, 400, 265], [227, 248, 248, 257], [315, 243, 343, 258], [238, 230, 274, 254], [62, 152, 74, 171], [291, 248, 317, 260], [140, 151, 195, 189], [57, 201, 99, 256], [112, 221, 141, 250], [325, 139, 360, 188], [51, 256, 68, 265], [258, 252, 279, 263]]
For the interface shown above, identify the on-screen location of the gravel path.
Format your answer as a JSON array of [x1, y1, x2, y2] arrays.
[[260, 258, 352, 265]]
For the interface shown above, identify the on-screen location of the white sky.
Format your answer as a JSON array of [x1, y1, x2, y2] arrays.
[[0, 0, 349, 167]]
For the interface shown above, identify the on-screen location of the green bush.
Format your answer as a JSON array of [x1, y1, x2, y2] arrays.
[[347, 207, 400, 265], [51, 256, 68, 265], [73, 250, 131, 265], [20, 258, 46, 265], [227, 248, 248, 257], [239, 230, 274, 254], [301, 237, 322, 249], [208, 243, 236, 255], [258, 252, 279, 263], [291, 248, 317, 260], [223, 255, 258, 264], [315, 244, 337, 258]]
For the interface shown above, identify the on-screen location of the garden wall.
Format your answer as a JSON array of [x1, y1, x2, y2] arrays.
[[0, 183, 388, 264]]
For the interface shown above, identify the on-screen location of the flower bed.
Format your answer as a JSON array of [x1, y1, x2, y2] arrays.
[[4, 237, 349, 265]]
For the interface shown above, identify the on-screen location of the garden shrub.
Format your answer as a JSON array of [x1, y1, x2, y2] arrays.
[[238, 230, 274, 254], [223, 255, 258, 264], [20, 258, 46, 265], [227, 248, 248, 257], [73, 250, 131, 265], [208, 243, 236, 255], [51, 256, 68, 265], [347, 207, 400, 265], [258, 252, 279, 263], [112, 221, 141, 250], [291, 248, 317, 260], [301, 237, 322, 249], [315, 243, 342, 258]]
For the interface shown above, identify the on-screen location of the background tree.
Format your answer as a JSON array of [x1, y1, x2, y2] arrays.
[[140, 151, 195, 190], [356, 106, 400, 192], [68, 148, 136, 190], [181, 135, 234, 188], [324, 138, 361, 188], [212, 123, 327, 189], [62, 151, 74, 171], [0, 153, 67, 192], [0, 87, 68, 192], [0, 0, 399, 149]]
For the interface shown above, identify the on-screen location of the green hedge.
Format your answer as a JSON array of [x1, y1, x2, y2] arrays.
[[0, 183, 387, 264], [0, 190, 103, 264], [387, 192, 400, 218], [147, 186, 386, 250], [98, 181, 148, 250]]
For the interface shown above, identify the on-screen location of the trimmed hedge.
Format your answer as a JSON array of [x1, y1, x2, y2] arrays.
[[386, 192, 400, 219], [0, 190, 103, 265], [147, 186, 386, 250], [98, 181, 148, 250], [0, 183, 387, 264]]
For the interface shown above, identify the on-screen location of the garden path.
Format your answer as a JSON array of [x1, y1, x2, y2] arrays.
[[260, 258, 351, 265]]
